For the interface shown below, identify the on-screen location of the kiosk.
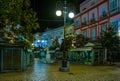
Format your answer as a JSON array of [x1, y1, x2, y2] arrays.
[[0, 43, 26, 72], [69, 42, 104, 65]]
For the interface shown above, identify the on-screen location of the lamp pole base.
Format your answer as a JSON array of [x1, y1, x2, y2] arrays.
[[59, 60, 70, 72]]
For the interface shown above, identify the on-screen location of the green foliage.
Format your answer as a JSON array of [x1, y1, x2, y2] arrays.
[[100, 27, 119, 50], [0, 0, 23, 27], [75, 34, 89, 48], [0, 0, 40, 47], [50, 38, 60, 50], [60, 35, 74, 51]]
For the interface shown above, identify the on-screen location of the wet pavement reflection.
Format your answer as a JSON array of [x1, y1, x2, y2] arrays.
[[0, 58, 120, 81]]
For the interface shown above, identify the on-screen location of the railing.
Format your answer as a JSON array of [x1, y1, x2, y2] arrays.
[[100, 12, 108, 19], [90, 18, 96, 23], [109, 7, 120, 15], [81, 22, 87, 26], [86, 36, 100, 42]]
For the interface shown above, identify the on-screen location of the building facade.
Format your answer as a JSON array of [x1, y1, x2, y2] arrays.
[[41, 26, 64, 47], [74, 0, 120, 40]]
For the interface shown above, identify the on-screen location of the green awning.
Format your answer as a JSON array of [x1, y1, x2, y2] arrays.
[[70, 47, 93, 51]]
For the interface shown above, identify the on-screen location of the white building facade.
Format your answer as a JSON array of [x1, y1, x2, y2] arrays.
[[42, 26, 64, 47]]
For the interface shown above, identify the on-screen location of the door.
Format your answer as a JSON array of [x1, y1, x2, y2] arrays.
[[13, 48, 21, 70], [3, 48, 12, 70]]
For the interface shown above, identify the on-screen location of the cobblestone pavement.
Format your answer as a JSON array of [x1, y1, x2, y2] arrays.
[[0, 58, 120, 81]]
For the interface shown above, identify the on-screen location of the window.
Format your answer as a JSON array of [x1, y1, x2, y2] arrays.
[[91, 1, 95, 6], [82, 17, 87, 25], [75, 19, 80, 28], [83, 31, 87, 38], [91, 29, 96, 40], [84, 17, 86, 24], [100, 6, 107, 17], [109, 0, 118, 14], [110, 20, 118, 31], [82, 7, 86, 11], [92, 13, 95, 18], [110, 20, 120, 36], [102, 26, 107, 31], [91, 13, 95, 22]]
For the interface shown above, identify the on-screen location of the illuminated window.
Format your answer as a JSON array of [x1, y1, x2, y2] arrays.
[[110, 20, 118, 32], [83, 31, 87, 38], [91, 29, 96, 40], [84, 17, 87, 24], [75, 18, 80, 28], [82, 16, 87, 25], [100, 6, 107, 17], [109, 0, 118, 14], [91, 13, 95, 22], [102, 26, 107, 31], [110, 20, 119, 36]]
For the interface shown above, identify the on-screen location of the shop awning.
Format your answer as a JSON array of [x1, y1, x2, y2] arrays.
[[70, 47, 93, 51]]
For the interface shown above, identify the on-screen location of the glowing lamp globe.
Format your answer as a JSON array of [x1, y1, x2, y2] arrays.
[[69, 12, 74, 18], [56, 10, 62, 16]]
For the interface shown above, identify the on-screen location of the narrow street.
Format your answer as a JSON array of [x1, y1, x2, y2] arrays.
[[0, 58, 120, 81]]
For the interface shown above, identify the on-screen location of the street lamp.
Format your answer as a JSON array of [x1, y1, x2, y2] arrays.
[[56, 0, 74, 72], [56, 10, 74, 18]]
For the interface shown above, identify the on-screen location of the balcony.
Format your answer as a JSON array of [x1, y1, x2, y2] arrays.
[[88, 36, 100, 42], [81, 22, 87, 26], [100, 12, 107, 19], [110, 7, 120, 15], [90, 18, 96, 23]]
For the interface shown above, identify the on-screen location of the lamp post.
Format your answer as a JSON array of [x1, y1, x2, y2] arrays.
[[56, 0, 74, 72]]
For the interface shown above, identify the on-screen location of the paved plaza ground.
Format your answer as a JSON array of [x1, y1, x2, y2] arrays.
[[0, 58, 120, 81]]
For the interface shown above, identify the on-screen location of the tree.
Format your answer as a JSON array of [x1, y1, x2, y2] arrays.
[[75, 34, 89, 48], [49, 37, 60, 50], [20, 0, 39, 42], [60, 35, 75, 51], [0, 0, 39, 46], [100, 27, 119, 64]]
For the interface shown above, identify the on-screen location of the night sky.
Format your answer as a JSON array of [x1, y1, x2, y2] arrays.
[[30, 0, 84, 32]]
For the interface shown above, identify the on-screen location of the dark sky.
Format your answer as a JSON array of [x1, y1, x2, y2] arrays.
[[30, 0, 84, 32]]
